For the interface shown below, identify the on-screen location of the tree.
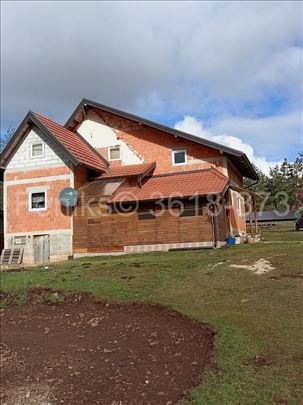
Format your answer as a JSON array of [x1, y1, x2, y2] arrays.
[[244, 152, 303, 211], [0, 126, 15, 152]]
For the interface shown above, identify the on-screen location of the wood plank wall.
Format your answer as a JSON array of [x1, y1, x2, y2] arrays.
[[73, 186, 229, 253]]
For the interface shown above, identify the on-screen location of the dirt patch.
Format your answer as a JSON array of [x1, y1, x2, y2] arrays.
[[0, 291, 214, 405], [246, 354, 273, 368], [230, 258, 275, 274]]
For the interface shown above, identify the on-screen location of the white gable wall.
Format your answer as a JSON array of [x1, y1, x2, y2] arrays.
[[77, 110, 143, 165], [6, 127, 70, 171]]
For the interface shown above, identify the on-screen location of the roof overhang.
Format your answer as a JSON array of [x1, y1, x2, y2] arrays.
[[65, 98, 258, 181]]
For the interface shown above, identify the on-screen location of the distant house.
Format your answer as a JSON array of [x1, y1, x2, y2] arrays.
[[0, 99, 258, 264], [246, 210, 296, 227]]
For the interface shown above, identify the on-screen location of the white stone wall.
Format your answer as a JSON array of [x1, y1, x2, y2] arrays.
[[6, 127, 70, 171], [5, 230, 73, 265], [77, 110, 143, 165]]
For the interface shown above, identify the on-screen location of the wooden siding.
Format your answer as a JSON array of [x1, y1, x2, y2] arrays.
[[73, 196, 229, 253]]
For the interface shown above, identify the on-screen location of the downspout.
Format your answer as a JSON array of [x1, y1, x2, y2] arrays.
[[208, 204, 218, 248]]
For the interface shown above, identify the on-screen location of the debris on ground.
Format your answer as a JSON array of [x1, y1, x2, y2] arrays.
[[230, 258, 275, 274]]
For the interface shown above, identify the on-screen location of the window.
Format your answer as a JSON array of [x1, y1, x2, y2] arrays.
[[109, 146, 121, 160], [179, 200, 203, 217], [29, 191, 47, 211], [138, 202, 155, 220], [172, 149, 187, 166], [14, 236, 26, 245], [30, 142, 44, 158]]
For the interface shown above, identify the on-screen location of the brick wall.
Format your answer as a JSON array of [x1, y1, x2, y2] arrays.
[[92, 109, 227, 176], [6, 176, 71, 234]]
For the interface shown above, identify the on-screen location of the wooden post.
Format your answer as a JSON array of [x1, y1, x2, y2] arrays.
[[249, 194, 254, 238], [253, 195, 258, 236]]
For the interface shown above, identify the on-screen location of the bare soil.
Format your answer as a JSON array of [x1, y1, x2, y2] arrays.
[[0, 291, 214, 405]]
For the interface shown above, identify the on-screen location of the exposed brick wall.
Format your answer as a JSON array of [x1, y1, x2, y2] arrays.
[[93, 109, 226, 175], [7, 177, 71, 233], [74, 166, 89, 189], [227, 160, 243, 187], [5, 166, 70, 181]]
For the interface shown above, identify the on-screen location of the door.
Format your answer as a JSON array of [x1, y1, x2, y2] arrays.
[[33, 235, 50, 264]]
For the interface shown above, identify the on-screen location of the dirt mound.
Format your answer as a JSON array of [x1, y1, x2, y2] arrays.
[[0, 291, 214, 405]]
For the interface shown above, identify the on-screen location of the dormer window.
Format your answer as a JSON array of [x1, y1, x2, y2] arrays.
[[30, 142, 44, 158], [172, 149, 187, 166], [109, 146, 121, 161]]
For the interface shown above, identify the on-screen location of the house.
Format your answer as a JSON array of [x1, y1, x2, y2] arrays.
[[0, 99, 258, 264], [246, 210, 296, 228]]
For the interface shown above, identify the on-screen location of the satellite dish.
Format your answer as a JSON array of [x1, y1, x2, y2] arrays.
[[59, 187, 78, 208]]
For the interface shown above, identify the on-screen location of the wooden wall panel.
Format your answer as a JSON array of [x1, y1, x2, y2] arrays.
[[73, 195, 228, 252]]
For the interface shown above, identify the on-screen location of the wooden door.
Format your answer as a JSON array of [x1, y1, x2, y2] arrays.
[[34, 235, 50, 264]]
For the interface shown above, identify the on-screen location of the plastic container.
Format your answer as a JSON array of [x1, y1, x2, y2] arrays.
[[226, 237, 236, 246], [234, 236, 241, 245]]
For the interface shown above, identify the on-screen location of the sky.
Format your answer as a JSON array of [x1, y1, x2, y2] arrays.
[[1, 1, 302, 175]]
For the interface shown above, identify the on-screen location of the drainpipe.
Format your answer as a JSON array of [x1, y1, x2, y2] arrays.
[[208, 204, 218, 248]]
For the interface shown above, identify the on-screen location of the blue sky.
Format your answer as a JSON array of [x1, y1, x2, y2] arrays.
[[1, 1, 302, 174]]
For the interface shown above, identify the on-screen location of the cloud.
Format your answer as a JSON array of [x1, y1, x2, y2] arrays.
[[174, 116, 282, 175], [1, 1, 302, 162], [209, 111, 303, 161]]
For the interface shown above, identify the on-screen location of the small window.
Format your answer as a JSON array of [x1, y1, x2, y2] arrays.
[[30, 142, 44, 158], [109, 146, 121, 160], [179, 200, 203, 217], [138, 202, 155, 220], [172, 149, 187, 166], [180, 207, 203, 217], [30, 191, 47, 211], [14, 236, 26, 245], [138, 211, 155, 220]]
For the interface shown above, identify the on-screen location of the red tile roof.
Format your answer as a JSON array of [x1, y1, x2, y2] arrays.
[[32, 112, 108, 172], [110, 168, 229, 203], [97, 162, 156, 179]]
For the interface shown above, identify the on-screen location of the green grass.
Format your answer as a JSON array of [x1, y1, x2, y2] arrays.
[[259, 222, 303, 242], [1, 232, 303, 404]]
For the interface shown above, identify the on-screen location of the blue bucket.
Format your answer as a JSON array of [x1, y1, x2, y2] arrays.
[[226, 237, 236, 246]]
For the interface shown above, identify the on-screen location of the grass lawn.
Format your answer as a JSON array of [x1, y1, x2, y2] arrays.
[[1, 228, 303, 405]]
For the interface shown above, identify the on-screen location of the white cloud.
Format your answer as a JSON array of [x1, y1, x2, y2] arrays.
[[174, 116, 282, 175], [1, 1, 302, 164], [209, 111, 303, 160]]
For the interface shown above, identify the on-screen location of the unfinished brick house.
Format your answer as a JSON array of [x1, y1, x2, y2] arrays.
[[0, 99, 258, 264]]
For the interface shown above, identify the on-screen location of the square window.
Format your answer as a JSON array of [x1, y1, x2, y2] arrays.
[[172, 150, 187, 165], [30, 192, 47, 211], [31, 142, 44, 158], [138, 202, 155, 220], [109, 146, 121, 160], [14, 236, 26, 245], [179, 200, 203, 217]]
